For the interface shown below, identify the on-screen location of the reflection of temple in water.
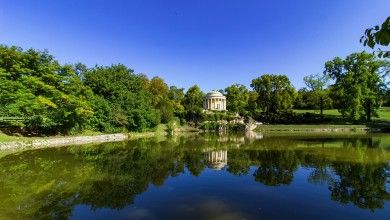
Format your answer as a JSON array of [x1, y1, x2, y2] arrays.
[[204, 150, 228, 170], [245, 131, 263, 140]]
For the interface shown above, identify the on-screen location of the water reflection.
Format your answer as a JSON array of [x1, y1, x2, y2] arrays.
[[204, 150, 228, 170], [0, 134, 389, 219]]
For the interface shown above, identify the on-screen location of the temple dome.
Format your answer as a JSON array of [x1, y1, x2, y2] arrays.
[[206, 90, 225, 98]]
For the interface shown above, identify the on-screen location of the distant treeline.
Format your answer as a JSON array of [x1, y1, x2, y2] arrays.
[[0, 45, 389, 135]]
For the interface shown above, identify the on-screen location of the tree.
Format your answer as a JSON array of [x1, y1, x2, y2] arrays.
[[361, 16, 390, 58], [148, 77, 174, 123], [84, 64, 159, 131], [324, 52, 389, 121], [294, 88, 311, 109], [303, 73, 332, 116], [183, 85, 205, 123], [0, 45, 93, 134], [169, 86, 185, 120], [250, 74, 296, 113], [224, 84, 249, 115], [246, 91, 259, 116]]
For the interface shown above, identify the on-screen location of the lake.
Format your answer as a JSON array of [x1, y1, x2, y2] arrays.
[[0, 133, 390, 220]]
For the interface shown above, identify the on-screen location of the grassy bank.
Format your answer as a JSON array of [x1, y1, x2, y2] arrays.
[[293, 107, 390, 122], [255, 124, 368, 133]]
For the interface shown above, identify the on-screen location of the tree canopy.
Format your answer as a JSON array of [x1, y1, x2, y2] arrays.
[[324, 52, 389, 121], [302, 73, 332, 116], [224, 84, 249, 115], [0, 45, 94, 134], [2, 44, 390, 134], [250, 74, 296, 113]]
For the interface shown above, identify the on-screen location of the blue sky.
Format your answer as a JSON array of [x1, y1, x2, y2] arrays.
[[0, 0, 389, 91]]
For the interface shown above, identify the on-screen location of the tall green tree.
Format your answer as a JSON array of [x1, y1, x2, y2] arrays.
[[250, 74, 296, 113], [183, 85, 205, 123], [303, 73, 332, 116], [224, 84, 249, 115], [246, 91, 259, 116], [0, 45, 93, 134], [148, 76, 174, 123], [324, 52, 389, 121], [84, 64, 159, 131], [169, 86, 185, 120]]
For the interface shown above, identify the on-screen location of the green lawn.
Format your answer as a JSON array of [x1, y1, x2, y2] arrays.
[[255, 124, 368, 132], [377, 107, 390, 121], [293, 107, 390, 121]]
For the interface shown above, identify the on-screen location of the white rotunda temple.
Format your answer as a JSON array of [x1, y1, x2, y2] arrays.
[[204, 90, 226, 111]]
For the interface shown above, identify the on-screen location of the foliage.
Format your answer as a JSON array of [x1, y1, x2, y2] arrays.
[[203, 111, 237, 122], [246, 91, 260, 117], [166, 117, 180, 135], [224, 84, 249, 115], [250, 74, 296, 114], [84, 64, 160, 131], [200, 121, 221, 131], [295, 73, 332, 115], [183, 85, 205, 124], [324, 52, 389, 121], [361, 16, 390, 58], [169, 86, 186, 123], [148, 77, 175, 123], [2, 44, 390, 135], [0, 45, 93, 134]]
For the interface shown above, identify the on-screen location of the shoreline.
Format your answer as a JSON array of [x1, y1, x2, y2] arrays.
[[0, 124, 387, 152], [0, 125, 200, 152], [0, 133, 129, 151]]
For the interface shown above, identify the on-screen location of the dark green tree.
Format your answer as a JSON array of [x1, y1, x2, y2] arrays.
[[84, 64, 159, 131], [148, 76, 174, 123], [183, 85, 205, 123], [250, 74, 296, 113], [169, 86, 186, 121], [324, 52, 389, 121], [0, 45, 93, 134], [224, 84, 249, 115]]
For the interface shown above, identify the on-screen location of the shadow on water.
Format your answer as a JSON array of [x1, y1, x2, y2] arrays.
[[0, 133, 389, 219]]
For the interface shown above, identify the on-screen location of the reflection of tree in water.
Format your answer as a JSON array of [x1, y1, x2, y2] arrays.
[[252, 150, 299, 186], [227, 150, 251, 175], [328, 162, 390, 211], [0, 135, 389, 219], [308, 167, 333, 185], [341, 137, 381, 148]]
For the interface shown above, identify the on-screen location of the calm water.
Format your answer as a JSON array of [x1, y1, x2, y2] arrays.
[[1, 133, 390, 220]]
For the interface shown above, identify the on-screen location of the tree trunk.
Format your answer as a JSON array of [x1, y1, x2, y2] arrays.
[[367, 100, 371, 122]]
